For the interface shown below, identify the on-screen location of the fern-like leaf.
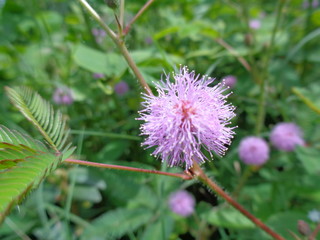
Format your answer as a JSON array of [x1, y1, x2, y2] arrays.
[[5, 87, 72, 154], [0, 127, 67, 224]]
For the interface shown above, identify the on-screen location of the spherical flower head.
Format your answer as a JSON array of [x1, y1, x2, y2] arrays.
[[270, 122, 304, 152], [114, 81, 129, 96], [168, 190, 195, 217], [249, 19, 261, 29], [238, 136, 269, 165], [138, 66, 236, 169], [53, 87, 73, 105], [223, 75, 237, 88]]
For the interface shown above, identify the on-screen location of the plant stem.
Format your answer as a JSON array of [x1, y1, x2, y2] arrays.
[[309, 223, 320, 240], [292, 87, 320, 115], [119, 0, 125, 29], [70, 129, 141, 141], [255, 0, 286, 135], [191, 161, 285, 240], [77, 0, 152, 95], [80, 3, 100, 49], [214, 38, 251, 72], [123, 0, 155, 35], [64, 159, 192, 180]]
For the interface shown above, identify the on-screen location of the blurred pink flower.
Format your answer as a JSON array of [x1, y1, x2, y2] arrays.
[[93, 73, 105, 79], [238, 136, 269, 165], [270, 122, 304, 151], [92, 28, 106, 43], [249, 19, 261, 30], [223, 75, 237, 88], [53, 87, 73, 105], [303, 0, 319, 8], [114, 81, 129, 96], [168, 190, 195, 217]]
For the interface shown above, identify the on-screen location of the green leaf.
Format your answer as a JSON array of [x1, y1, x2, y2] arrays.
[[286, 28, 320, 61], [5, 87, 72, 153], [81, 208, 153, 240], [72, 186, 102, 203], [265, 212, 306, 239], [0, 128, 61, 224], [296, 146, 320, 175], [205, 207, 255, 229], [140, 216, 173, 240], [73, 44, 127, 77]]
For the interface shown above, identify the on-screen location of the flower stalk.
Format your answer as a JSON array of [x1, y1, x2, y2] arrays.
[[255, 0, 286, 135], [64, 159, 192, 180], [122, 0, 155, 35]]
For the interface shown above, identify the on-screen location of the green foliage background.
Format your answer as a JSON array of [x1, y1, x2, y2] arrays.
[[0, 0, 320, 239]]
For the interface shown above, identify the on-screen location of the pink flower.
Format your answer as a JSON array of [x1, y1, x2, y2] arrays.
[[53, 87, 73, 105], [138, 66, 236, 169], [249, 19, 261, 30], [93, 73, 105, 79], [168, 190, 195, 217], [270, 122, 304, 151], [238, 136, 269, 165], [92, 28, 106, 43], [114, 81, 129, 96], [223, 75, 237, 88]]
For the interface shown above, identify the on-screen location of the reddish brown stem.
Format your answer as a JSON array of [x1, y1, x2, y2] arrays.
[[191, 161, 285, 240], [214, 38, 251, 72], [309, 223, 320, 240], [64, 159, 192, 180], [123, 0, 155, 35]]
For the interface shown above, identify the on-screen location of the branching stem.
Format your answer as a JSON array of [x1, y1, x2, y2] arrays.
[[77, 0, 152, 95], [214, 38, 251, 72], [123, 0, 155, 35]]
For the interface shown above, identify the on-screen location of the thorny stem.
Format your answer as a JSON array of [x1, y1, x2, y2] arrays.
[[78, 0, 153, 95], [309, 223, 320, 240], [214, 38, 251, 72], [255, 0, 286, 135], [191, 161, 285, 240], [123, 0, 155, 35], [64, 159, 192, 180]]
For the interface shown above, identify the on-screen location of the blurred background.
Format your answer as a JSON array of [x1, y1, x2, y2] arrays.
[[0, 0, 320, 239]]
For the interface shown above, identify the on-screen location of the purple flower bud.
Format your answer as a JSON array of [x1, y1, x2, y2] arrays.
[[114, 81, 129, 96], [270, 122, 304, 152], [297, 220, 311, 236], [168, 190, 195, 217], [223, 75, 237, 88], [249, 19, 261, 30], [53, 87, 73, 105], [137, 66, 236, 169], [93, 73, 105, 79], [238, 136, 269, 165]]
